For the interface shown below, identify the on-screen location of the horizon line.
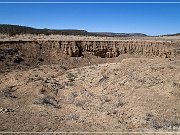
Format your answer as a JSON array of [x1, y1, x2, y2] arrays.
[[0, 1, 180, 4], [0, 24, 179, 36]]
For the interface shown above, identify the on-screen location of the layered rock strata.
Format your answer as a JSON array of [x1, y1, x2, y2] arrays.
[[0, 40, 179, 71], [0, 40, 179, 59]]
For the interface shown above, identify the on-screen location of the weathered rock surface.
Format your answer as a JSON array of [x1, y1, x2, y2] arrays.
[[0, 40, 179, 58], [0, 40, 179, 70]]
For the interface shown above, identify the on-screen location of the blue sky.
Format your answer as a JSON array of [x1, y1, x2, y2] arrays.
[[0, 0, 180, 35]]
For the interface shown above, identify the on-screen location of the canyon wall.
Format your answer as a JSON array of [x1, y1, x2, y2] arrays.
[[0, 40, 179, 70]]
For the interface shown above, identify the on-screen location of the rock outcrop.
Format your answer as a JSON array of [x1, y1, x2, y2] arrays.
[[80, 41, 179, 58]]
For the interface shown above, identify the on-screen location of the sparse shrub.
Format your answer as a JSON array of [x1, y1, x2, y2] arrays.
[[66, 72, 77, 82], [150, 66, 165, 71], [164, 120, 180, 130], [63, 81, 74, 87], [1, 86, 17, 98], [25, 63, 30, 66], [34, 96, 60, 108], [151, 120, 162, 129], [100, 96, 111, 106], [60, 65, 68, 70], [171, 82, 180, 96], [56, 115, 66, 123], [145, 113, 154, 121], [28, 76, 44, 83], [13, 56, 24, 64], [43, 78, 66, 96], [39, 88, 47, 95], [103, 96, 111, 102], [173, 82, 180, 89], [55, 113, 80, 123], [66, 113, 79, 121], [38, 58, 44, 62], [0, 55, 5, 61], [115, 98, 124, 107], [98, 75, 109, 83], [61, 94, 75, 104], [167, 65, 174, 69], [72, 91, 78, 98], [74, 100, 86, 107]]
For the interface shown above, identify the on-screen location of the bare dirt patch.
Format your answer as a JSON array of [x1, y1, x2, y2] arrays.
[[0, 58, 179, 132]]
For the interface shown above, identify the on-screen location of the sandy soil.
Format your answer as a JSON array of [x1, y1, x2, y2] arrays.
[[0, 58, 180, 132]]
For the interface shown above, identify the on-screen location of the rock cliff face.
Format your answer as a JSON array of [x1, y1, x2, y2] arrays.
[[79, 41, 179, 58], [0, 40, 179, 69]]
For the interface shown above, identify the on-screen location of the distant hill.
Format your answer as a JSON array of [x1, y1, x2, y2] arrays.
[[93, 32, 147, 37], [0, 24, 95, 36], [0, 24, 148, 37], [162, 33, 180, 36]]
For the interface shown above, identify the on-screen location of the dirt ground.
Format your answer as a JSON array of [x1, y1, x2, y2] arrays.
[[0, 57, 180, 133], [1, 34, 180, 42]]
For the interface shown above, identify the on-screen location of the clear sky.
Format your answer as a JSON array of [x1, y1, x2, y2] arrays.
[[0, 0, 180, 35]]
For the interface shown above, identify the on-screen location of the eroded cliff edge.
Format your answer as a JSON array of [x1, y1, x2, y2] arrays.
[[0, 40, 179, 71]]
